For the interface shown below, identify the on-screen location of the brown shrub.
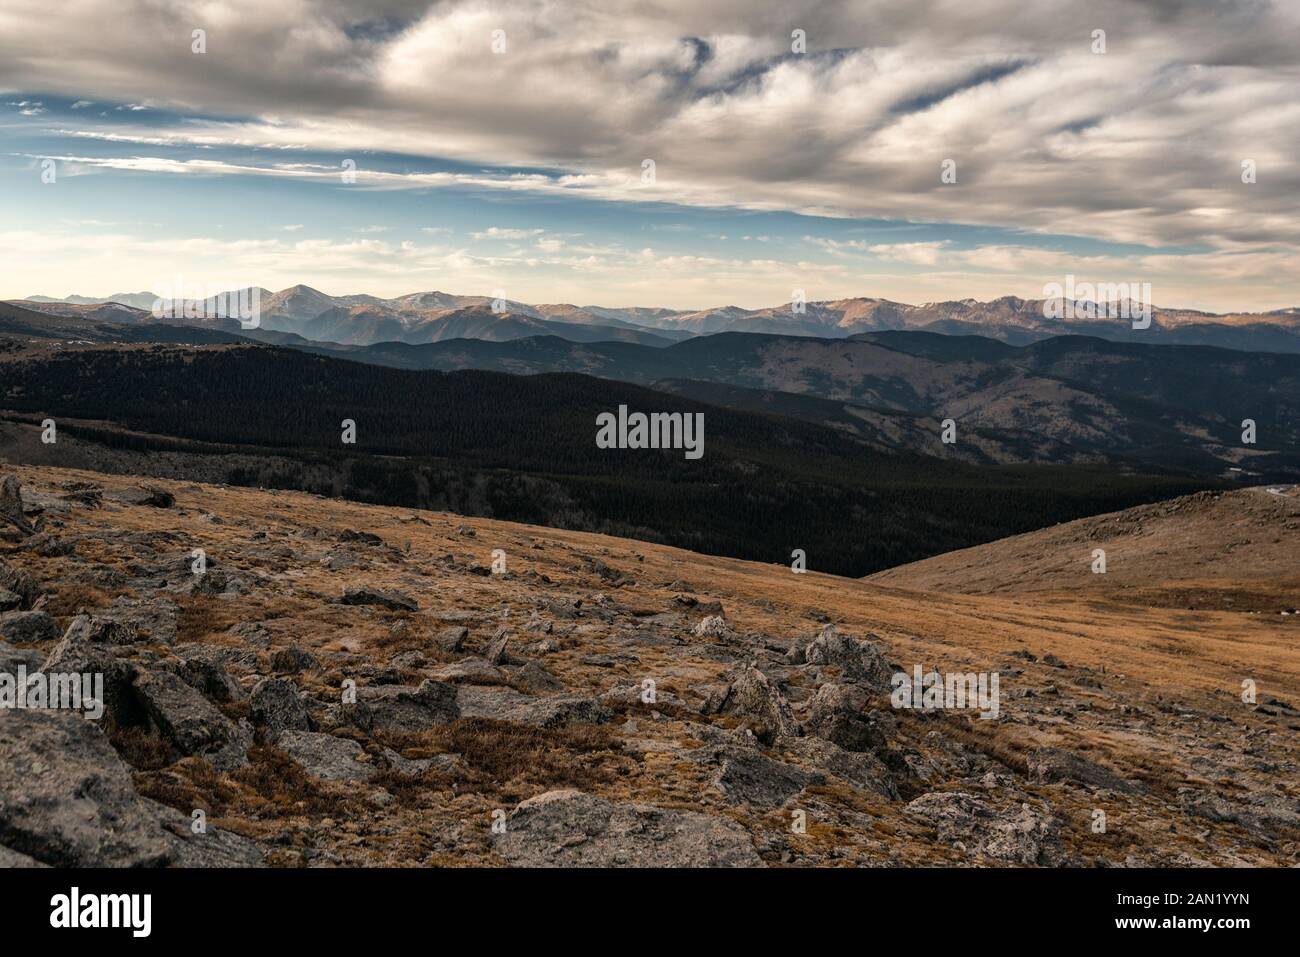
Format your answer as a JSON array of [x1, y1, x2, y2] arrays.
[[379, 718, 630, 802], [230, 746, 360, 818]]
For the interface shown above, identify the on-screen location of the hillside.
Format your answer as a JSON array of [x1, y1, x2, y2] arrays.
[[270, 330, 1300, 479], [0, 341, 1215, 577], [1, 465, 1296, 868], [868, 486, 1300, 611]]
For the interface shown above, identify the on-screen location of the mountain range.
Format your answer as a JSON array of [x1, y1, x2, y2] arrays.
[[15, 286, 1300, 352], [4, 295, 1297, 482]]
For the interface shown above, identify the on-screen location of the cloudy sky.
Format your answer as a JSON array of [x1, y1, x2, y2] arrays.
[[2, 0, 1298, 310]]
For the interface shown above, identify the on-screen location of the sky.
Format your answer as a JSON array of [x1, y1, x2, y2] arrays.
[[1, 0, 1298, 312]]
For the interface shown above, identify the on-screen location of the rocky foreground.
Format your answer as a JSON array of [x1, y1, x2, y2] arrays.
[[1, 465, 1297, 867]]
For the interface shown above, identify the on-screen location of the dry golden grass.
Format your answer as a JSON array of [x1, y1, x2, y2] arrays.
[[9, 463, 1299, 867]]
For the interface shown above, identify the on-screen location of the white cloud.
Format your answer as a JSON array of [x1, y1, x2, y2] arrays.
[[0, 0, 1294, 252]]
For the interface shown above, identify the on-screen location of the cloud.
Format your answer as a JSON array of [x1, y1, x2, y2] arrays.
[[0, 0, 1294, 253]]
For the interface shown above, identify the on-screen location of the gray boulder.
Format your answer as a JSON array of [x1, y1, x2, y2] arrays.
[[457, 686, 610, 730], [276, 730, 374, 782], [249, 677, 311, 738], [339, 587, 418, 612], [802, 683, 889, 753], [713, 665, 798, 742], [344, 679, 459, 733], [132, 669, 249, 770], [905, 791, 1067, 865], [802, 625, 893, 691], [493, 789, 761, 867], [0, 708, 172, 866], [0, 610, 61, 645]]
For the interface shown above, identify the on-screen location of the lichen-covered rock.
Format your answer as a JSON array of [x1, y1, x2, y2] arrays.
[[276, 729, 374, 782], [493, 789, 762, 867], [0, 708, 172, 867], [714, 664, 797, 742], [802, 625, 893, 691], [340, 587, 418, 612], [132, 669, 249, 770], [250, 677, 311, 737], [802, 683, 889, 753], [344, 679, 459, 733], [905, 791, 1068, 865], [0, 610, 62, 645], [1027, 747, 1138, 793]]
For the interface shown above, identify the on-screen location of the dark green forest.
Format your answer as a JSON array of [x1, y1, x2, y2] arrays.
[[0, 344, 1221, 575]]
